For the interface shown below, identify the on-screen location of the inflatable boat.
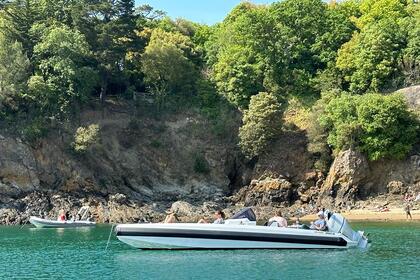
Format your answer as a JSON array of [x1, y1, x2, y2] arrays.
[[29, 216, 96, 228], [29, 206, 95, 228], [115, 208, 368, 250]]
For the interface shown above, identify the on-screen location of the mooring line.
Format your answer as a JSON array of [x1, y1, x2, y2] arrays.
[[20, 218, 29, 229], [105, 224, 115, 251]]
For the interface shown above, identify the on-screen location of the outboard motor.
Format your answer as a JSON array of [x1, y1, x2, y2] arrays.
[[327, 213, 369, 249]]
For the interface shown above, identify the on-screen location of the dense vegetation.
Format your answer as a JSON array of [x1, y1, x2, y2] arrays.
[[239, 92, 283, 159], [0, 0, 418, 167]]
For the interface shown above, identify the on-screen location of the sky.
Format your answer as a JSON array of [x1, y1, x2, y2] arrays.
[[135, 0, 277, 25]]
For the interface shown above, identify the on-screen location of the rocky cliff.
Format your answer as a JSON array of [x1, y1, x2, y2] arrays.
[[0, 87, 419, 224], [0, 101, 242, 223]]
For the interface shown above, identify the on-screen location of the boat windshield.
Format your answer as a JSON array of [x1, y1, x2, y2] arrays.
[[230, 207, 256, 221]]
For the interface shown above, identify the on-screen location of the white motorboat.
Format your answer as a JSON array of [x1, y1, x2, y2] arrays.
[[29, 206, 96, 228], [115, 208, 369, 250]]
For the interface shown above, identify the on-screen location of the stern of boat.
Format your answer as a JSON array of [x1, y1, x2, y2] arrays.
[[327, 213, 369, 249]]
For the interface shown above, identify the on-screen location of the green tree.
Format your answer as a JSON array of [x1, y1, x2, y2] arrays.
[[311, 0, 361, 92], [319, 93, 418, 161], [213, 45, 265, 109], [270, 0, 329, 96], [0, 33, 30, 112], [313, 0, 360, 66], [70, 0, 141, 101], [336, 0, 414, 93], [0, 0, 41, 58], [319, 93, 360, 151], [73, 124, 100, 153], [209, 3, 276, 109], [337, 19, 406, 93], [357, 0, 407, 28], [30, 25, 98, 118], [356, 93, 418, 160], [400, 2, 420, 86], [141, 28, 198, 109], [210, 0, 336, 109], [239, 92, 283, 158]]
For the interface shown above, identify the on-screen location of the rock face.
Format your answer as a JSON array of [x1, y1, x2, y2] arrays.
[[318, 149, 420, 209], [251, 130, 314, 183], [387, 181, 406, 194], [398, 85, 420, 110], [233, 177, 294, 207], [318, 149, 369, 208], [0, 104, 243, 224], [0, 137, 40, 198], [1, 106, 237, 196], [1, 96, 419, 224]]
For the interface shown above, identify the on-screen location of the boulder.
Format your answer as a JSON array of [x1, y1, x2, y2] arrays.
[[170, 201, 196, 217], [398, 85, 420, 110], [387, 181, 406, 194], [319, 149, 369, 207], [234, 177, 294, 207]]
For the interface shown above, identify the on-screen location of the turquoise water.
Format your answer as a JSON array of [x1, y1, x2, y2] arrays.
[[1, 222, 419, 280]]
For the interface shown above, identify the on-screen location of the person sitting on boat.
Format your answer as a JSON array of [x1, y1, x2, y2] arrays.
[[268, 210, 288, 227], [213, 210, 225, 224], [163, 210, 179, 223], [58, 209, 66, 222], [310, 211, 327, 231], [198, 210, 225, 224]]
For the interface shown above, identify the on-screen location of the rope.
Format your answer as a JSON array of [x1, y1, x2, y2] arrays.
[[20, 218, 29, 229], [105, 224, 115, 251]]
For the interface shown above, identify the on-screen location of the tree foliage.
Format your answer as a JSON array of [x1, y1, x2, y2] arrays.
[[336, 0, 418, 93], [73, 124, 100, 152], [239, 92, 283, 159], [29, 25, 97, 118], [0, 33, 29, 112], [400, 2, 420, 86], [209, 3, 267, 109], [141, 28, 198, 108], [0, 0, 418, 163], [319, 93, 418, 161]]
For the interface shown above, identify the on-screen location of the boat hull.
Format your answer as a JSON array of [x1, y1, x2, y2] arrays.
[[29, 216, 96, 228], [117, 236, 347, 249], [116, 224, 352, 250]]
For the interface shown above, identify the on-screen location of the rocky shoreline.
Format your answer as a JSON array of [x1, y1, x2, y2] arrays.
[[1, 182, 418, 225], [1, 94, 419, 225], [1, 149, 419, 225]]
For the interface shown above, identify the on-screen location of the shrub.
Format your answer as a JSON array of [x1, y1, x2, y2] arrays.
[[22, 118, 49, 142], [73, 124, 100, 152], [239, 92, 283, 158], [193, 153, 210, 174]]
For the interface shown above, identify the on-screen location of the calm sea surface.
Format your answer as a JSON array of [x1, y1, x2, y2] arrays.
[[0, 222, 419, 280]]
